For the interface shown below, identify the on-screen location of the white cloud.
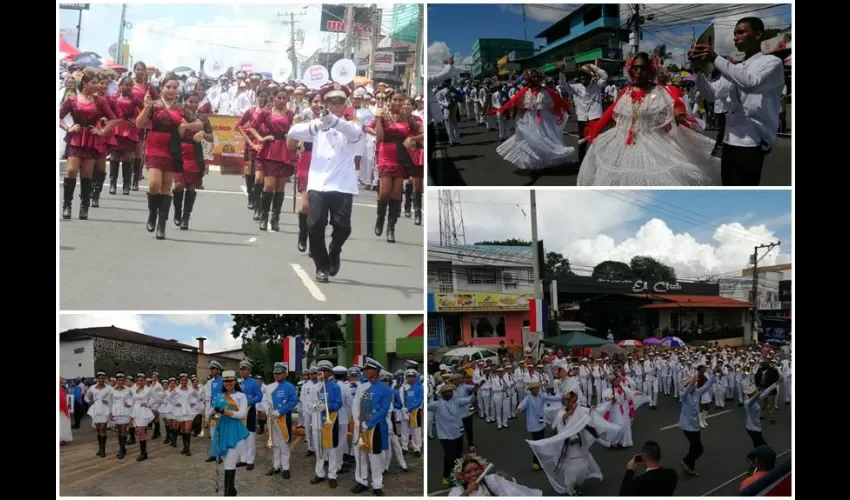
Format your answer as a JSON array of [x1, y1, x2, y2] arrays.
[[428, 41, 471, 75], [427, 191, 790, 280], [203, 319, 244, 354], [59, 313, 146, 333], [499, 4, 577, 24]]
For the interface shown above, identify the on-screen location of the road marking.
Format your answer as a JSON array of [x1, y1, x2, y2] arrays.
[[701, 449, 790, 496], [240, 185, 247, 195], [659, 409, 731, 430], [246, 237, 258, 243], [290, 263, 326, 301]]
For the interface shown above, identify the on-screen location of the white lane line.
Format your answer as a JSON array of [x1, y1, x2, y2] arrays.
[[290, 263, 326, 302], [701, 449, 790, 496], [239, 185, 247, 195], [659, 409, 731, 431]]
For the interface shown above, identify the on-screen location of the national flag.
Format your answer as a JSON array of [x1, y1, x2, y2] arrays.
[[353, 314, 374, 366], [529, 298, 544, 332], [282, 336, 304, 373]]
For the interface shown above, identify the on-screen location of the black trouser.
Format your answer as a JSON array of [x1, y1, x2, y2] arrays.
[[714, 113, 726, 149], [721, 144, 766, 186], [747, 429, 767, 448], [577, 120, 589, 161], [440, 437, 464, 479], [682, 430, 704, 469], [462, 415, 474, 449], [530, 429, 546, 465], [428, 121, 450, 186], [73, 402, 84, 428], [306, 191, 353, 272]]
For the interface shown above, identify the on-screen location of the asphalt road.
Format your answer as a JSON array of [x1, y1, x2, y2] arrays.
[[60, 416, 423, 496], [58, 164, 423, 310], [427, 392, 791, 496], [431, 118, 792, 187]]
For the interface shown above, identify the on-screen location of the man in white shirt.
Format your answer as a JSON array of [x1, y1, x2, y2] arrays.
[[287, 84, 362, 283], [558, 63, 608, 162], [691, 17, 785, 186], [427, 59, 459, 185]]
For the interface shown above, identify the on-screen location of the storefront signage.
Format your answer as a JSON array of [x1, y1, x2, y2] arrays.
[[631, 280, 682, 293], [436, 292, 533, 312]]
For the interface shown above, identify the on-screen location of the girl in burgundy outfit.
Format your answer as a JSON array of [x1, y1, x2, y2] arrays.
[[287, 91, 321, 253], [91, 72, 117, 208], [402, 97, 425, 226], [367, 90, 424, 243], [130, 62, 159, 191], [59, 70, 117, 220], [246, 89, 295, 232], [172, 92, 214, 231], [237, 87, 270, 220], [107, 77, 143, 196], [135, 73, 204, 240]]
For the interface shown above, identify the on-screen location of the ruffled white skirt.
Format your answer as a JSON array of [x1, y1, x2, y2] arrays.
[[87, 400, 111, 424], [497, 110, 577, 170], [131, 406, 154, 427]]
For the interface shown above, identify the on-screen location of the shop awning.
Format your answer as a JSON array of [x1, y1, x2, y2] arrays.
[[636, 294, 750, 309], [541, 331, 610, 349]]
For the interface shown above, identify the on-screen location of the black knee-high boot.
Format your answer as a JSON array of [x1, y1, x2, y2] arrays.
[[164, 427, 172, 444], [132, 159, 142, 190], [127, 427, 136, 445], [109, 160, 120, 194], [171, 428, 178, 447], [245, 175, 255, 209], [62, 178, 77, 219], [225, 469, 237, 496], [297, 212, 309, 252], [181, 432, 189, 454], [386, 199, 401, 243], [184, 432, 192, 456], [117, 435, 127, 459], [136, 440, 147, 461], [156, 195, 172, 240], [270, 192, 284, 231], [252, 183, 263, 221], [172, 190, 185, 226], [152, 420, 161, 439], [146, 193, 158, 232], [375, 199, 388, 236], [259, 191, 273, 231], [121, 161, 133, 195], [92, 170, 106, 207], [413, 189, 423, 226], [97, 435, 107, 457], [181, 190, 196, 230], [403, 182, 413, 217], [79, 178, 93, 220]]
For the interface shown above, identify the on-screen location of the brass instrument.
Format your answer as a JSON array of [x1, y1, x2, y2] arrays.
[[357, 390, 374, 452], [267, 397, 274, 448], [318, 372, 337, 450]]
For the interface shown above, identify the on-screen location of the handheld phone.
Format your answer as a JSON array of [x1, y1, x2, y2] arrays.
[[633, 454, 643, 463]]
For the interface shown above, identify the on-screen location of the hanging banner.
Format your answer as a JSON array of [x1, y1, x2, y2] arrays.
[[203, 115, 246, 175], [374, 52, 394, 72]]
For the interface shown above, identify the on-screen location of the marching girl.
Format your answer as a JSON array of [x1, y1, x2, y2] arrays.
[[110, 374, 133, 459], [161, 378, 177, 446], [136, 73, 205, 240], [107, 77, 142, 196], [173, 91, 213, 231], [192, 375, 204, 437], [402, 97, 424, 226], [59, 69, 117, 220], [130, 61, 159, 191], [92, 72, 117, 208], [85, 371, 113, 458], [148, 372, 164, 440], [368, 90, 424, 243], [246, 88, 295, 232], [237, 87, 270, 218], [131, 373, 155, 461], [287, 91, 321, 253], [173, 374, 200, 456], [212, 370, 251, 497], [713, 366, 728, 409]]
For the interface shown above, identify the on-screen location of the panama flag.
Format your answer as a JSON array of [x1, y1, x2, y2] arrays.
[[282, 336, 304, 373], [353, 315, 374, 366], [529, 298, 544, 332]]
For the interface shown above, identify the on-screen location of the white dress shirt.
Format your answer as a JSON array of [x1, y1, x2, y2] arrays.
[[287, 117, 362, 194], [559, 65, 609, 121], [427, 64, 458, 124]]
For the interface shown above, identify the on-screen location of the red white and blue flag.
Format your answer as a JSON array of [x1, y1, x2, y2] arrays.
[[282, 336, 304, 373], [529, 298, 544, 332], [353, 314, 374, 367]]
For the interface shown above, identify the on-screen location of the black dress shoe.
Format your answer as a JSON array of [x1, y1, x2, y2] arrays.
[[282, 470, 291, 479], [310, 476, 325, 484], [236, 462, 247, 467], [329, 478, 338, 488], [267, 468, 280, 476], [205, 456, 216, 462], [329, 252, 341, 276], [246, 463, 254, 471], [315, 270, 329, 283], [373, 489, 385, 496], [351, 483, 369, 494]]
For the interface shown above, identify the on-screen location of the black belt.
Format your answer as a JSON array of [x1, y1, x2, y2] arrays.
[[303, 143, 312, 152], [152, 125, 177, 134], [272, 132, 287, 140]]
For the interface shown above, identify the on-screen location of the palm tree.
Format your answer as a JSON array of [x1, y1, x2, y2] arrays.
[[652, 44, 670, 63]]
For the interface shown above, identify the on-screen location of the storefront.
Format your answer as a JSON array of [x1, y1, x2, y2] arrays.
[[428, 291, 532, 348]]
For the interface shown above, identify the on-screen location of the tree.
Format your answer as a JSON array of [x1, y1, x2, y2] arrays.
[[592, 260, 634, 281], [474, 239, 531, 246], [652, 44, 670, 63], [545, 251, 574, 276], [629, 256, 677, 283], [231, 314, 344, 367], [666, 64, 681, 73]]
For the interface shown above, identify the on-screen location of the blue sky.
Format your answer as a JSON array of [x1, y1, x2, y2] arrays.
[[59, 3, 397, 73], [426, 189, 792, 279], [427, 3, 791, 74]]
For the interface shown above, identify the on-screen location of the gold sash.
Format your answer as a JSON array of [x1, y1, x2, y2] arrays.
[[359, 425, 374, 452], [275, 414, 289, 443], [321, 411, 338, 450], [408, 408, 421, 429]]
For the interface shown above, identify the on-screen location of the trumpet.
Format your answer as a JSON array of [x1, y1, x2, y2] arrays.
[[318, 372, 332, 425], [266, 401, 274, 448]]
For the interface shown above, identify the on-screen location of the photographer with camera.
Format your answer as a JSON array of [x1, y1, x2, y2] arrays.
[[619, 441, 678, 496]]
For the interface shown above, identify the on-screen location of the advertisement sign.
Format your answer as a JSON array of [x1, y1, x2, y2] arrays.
[[436, 292, 534, 312], [60, 3, 89, 10], [203, 115, 246, 175], [778, 280, 791, 309], [320, 4, 347, 32], [374, 52, 394, 72]]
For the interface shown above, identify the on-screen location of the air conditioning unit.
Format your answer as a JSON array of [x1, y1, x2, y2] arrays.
[[502, 270, 516, 284]]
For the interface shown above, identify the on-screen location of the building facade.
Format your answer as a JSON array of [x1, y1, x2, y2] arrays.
[[343, 314, 424, 372], [390, 3, 420, 43], [719, 263, 792, 339], [428, 245, 536, 349], [472, 38, 535, 79]]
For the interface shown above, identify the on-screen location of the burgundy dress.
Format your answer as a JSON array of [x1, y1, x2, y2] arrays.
[[368, 117, 417, 179], [177, 117, 212, 188], [131, 83, 159, 135], [60, 95, 117, 159], [409, 116, 424, 176], [252, 109, 295, 178], [145, 106, 185, 172], [296, 109, 321, 193], [108, 94, 142, 152], [238, 107, 258, 163]]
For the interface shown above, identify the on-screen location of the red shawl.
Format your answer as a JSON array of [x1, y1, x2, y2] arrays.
[[60, 386, 70, 417], [584, 84, 696, 145], [603, 386, 635, 420], [489, 86, 571, 125]]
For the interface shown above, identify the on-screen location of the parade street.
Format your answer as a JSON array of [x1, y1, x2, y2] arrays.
[[60, 418, 423, 496], [59, 163, 423, 310], [433, 119, 792, 187], [427, 393, 791, 496]]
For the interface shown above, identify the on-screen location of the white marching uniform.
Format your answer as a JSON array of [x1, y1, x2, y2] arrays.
[[301, 380, 318, 452], [110, 387, 133, 425], [85, 385, 113, 424], [173, 386, 199, 422], [130, 386, 154, 427]]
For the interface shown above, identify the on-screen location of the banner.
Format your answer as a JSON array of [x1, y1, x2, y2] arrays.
[[320, 4, 347, 32], [203, 115, 246, 175], [374, 52, 394, 72], [435, 292, 534, 312]]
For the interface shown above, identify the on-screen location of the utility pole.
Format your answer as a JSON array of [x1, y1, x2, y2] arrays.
[[117, 3, 128, 66], [522, 5, 528, 41], [413, 3, 424, 94], [750, 242, 781, 342], [530, 190, 543, 331], [631, 4, 641, 55], [276, 11, 304, 79], [76, 9, 83, 47], [367, 4, 380, 79]]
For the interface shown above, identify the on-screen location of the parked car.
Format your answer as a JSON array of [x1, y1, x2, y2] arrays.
[[440, 347, 500, 367]]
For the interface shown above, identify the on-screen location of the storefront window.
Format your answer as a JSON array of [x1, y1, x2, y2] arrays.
[[470, 315, 507, 338]]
